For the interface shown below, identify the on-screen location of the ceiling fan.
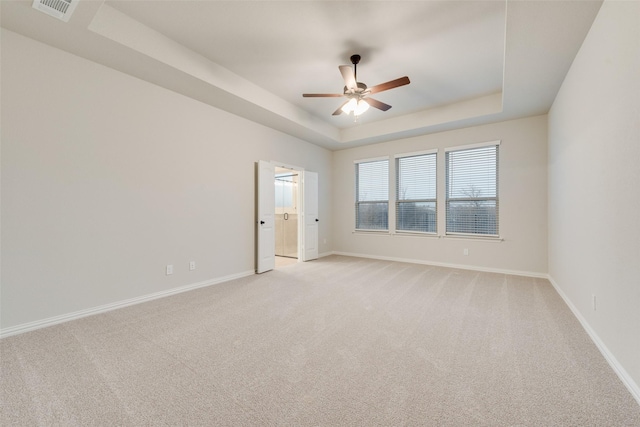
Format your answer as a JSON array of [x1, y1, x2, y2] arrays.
[[303, 54, 410, 117]]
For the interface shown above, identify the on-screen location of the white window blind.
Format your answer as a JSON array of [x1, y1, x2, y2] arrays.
[[355, 159, 389, 230], [446, 144, 499, 236], [396, 153, 437, 233]]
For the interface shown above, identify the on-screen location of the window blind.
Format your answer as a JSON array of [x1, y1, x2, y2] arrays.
[[355, 159, 389, 230], [396, 153, 436, 233], [445, 145, 499, 236]]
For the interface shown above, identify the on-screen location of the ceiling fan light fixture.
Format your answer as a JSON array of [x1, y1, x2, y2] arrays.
[[354, 99, 370, 116], [341, 98, 357, 114]]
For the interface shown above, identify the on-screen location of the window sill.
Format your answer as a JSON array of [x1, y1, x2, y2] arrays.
[[351, 230, 503, 242], [353, 230, 391, 235], [444, 233, 503, 242], [392, 231, 439, 238]]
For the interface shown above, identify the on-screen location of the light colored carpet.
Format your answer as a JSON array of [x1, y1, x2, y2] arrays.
[[1, 255, 639, 426]]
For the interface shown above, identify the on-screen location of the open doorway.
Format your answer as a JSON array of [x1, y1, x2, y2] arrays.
[[275, 166, 299, 268], [256, 160, 318, 273]]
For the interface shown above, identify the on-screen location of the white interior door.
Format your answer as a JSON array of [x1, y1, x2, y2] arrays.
[[257, 160, 275, 273], [303, 171, 319, 261]]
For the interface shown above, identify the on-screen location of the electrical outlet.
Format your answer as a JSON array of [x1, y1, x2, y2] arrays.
[[592, 294, 597, 311], [166, 265, 173, 275], [463, 248, 469, 256], [189, 261, 196, 271]]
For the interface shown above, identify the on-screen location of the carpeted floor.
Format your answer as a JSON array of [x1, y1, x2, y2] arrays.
[[1, 255, 639, 426]]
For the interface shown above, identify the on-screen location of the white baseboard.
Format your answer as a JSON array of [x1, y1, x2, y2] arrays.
[[0, 270, 255, 339], [548, 276, 640, 406], [330, 251, 548, 279]]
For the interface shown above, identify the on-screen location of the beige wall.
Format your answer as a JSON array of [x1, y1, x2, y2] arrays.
[[0, 29, 333, 329], [332, 115, 548, 276], [548, 0, 640, 395]]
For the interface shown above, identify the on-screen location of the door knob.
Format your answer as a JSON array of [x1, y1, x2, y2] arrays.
[[315, 219, 319, 222], [260, 220, 265, 225]]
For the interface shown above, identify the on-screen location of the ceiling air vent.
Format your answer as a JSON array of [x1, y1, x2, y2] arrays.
[[32, 0, 78, 22]]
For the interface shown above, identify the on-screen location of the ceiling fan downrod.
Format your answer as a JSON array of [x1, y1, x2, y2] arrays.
[[350, 54, 361, 81]]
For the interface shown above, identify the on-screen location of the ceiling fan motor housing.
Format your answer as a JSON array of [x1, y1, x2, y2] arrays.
[[344, 82, 368, 96]]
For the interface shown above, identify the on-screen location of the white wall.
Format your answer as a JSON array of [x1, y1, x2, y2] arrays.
[[332, 115, 548, 276], [0, 29, 333, 330], [548, 0, 640, 395]]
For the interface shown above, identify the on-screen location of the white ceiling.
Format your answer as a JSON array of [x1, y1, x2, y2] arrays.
[[1, 0, 602, 150]]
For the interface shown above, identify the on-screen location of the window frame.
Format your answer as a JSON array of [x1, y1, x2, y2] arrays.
[[445, 141, 500, 238], [395, 149, 438, 235], [354, 157, 390, 232]]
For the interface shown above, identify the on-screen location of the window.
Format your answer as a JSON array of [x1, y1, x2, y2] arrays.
[[355, 158, 389, 230], [396, 151, 437, 233], [445, 143, 499, 236]]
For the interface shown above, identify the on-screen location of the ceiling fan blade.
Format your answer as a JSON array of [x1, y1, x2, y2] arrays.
[[368, 76, 410, 95], [365, 97, 392, 111], [332, 100, 349, 116], [339, 65, 357, 91], [302, 93, 344, 97]]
